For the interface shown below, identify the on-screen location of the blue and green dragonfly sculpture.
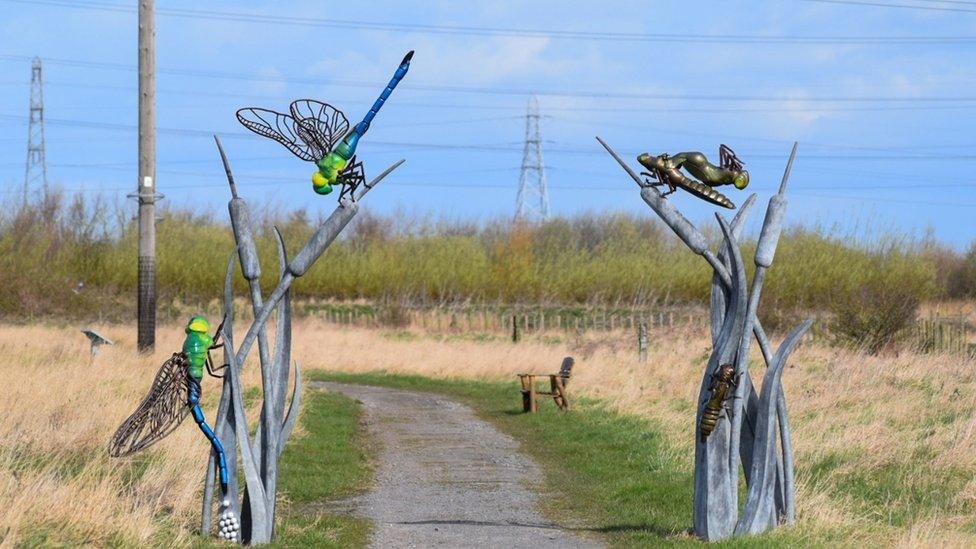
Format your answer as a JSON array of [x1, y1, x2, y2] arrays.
[[237, 51, 414, 199]]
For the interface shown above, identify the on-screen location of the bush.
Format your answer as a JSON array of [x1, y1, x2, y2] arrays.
[[947, 241, 976, 299], [0, 191, 956, 325], [828, 249, 938, 354]]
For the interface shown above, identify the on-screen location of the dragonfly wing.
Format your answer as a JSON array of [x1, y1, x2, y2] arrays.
[[289, 99, 350, 153], [719, 144, 745, 173], [236, 107, 320, 162], [675, 177, 736, 209], [108, 353, 190, 457]]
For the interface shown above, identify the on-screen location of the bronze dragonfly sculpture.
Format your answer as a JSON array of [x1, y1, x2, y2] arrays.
[[637, 144, 749, 209]]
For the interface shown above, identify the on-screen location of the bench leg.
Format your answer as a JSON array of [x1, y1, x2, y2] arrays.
[[519, 375, 538, 413], [550, 376, 563, 409], [554, 376, 570, 411]]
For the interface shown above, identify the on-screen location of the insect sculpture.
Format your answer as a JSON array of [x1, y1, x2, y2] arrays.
[[636, 145, 749, 209], [237, 50, 414, 199], [108, 316, 241, 541], [700, 363, 738, 443]]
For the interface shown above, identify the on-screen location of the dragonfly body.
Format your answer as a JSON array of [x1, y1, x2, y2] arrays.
[[674, 152, 741, 188], [110, 317, 230, 491], [700, 363, 737, 443], [637, 145, 749, 209], [313, 51, 413, 194], [108, 316, 239, 540], [240, 51, 414, 198], [183, 315, 214, 380]]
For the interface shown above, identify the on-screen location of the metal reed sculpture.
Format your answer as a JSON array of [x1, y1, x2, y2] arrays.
[[196, 136, 404, 544], [598, 136, 812, 541]]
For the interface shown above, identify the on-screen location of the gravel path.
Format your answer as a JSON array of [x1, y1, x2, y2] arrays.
[[311, 381, 602, 549]]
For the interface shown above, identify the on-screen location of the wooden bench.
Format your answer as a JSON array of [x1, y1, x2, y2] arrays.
[[517, 357, 574, 413]]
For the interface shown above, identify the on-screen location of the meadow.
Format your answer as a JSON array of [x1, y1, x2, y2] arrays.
[[3, 196, 976, 546], [3, 318, 976, 546]]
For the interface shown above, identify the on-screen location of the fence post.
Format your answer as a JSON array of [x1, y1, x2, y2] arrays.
[[638, 320, 649, 363]]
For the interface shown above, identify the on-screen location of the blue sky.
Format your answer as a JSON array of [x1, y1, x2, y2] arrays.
[[1, 0, 975, 246]]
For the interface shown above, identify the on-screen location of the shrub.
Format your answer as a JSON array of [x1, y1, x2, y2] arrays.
[[0, 191, 955, 326], [947, 241, 976, 299], [828, 249, 938, 354]]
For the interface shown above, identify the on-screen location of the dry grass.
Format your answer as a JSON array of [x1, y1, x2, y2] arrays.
[[3, 318, 976, 546], [289, 318, 976, 546], [0, 323, 264, 547]]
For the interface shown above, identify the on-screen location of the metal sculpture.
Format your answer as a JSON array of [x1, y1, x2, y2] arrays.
[[700, 363, 737, 443], [194, 135, 403, 545], [108, 353, 189, 457], [81, 328, 113, 361], [109, 316, 241, 541], [238, 50, 413, 197], [636, 145, 749, 209], [599, 136, 812, 541]]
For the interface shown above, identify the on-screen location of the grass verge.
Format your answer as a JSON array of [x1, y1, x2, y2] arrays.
[[265, 389, 371, 548], [306, 370, 870, 548]]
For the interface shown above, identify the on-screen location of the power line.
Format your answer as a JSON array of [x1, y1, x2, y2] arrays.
[[6, 0, 976, 44], [7, 175, 976, 210], [15, 159, 973, 192], [5, 112, 976, 160], [11, 77, 976, 114], [4, 54, 976, 103], [914, 0, 976, 5], [804, 0, 976, 12]]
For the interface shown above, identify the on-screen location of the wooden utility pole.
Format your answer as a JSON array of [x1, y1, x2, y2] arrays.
[[137, 0, 156, 352]]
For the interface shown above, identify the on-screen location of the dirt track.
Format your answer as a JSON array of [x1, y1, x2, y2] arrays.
[[312, 382, 602, 548]]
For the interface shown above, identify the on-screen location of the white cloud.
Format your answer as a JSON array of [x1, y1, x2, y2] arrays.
[[252, 66, 288, 96]]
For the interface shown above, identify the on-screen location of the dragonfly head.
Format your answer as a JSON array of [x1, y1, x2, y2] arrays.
[[637, 153, 666, 172], [733, 170, 750, 190], [312, 171, 334, 195], [718, 363, 735, 382], [186, 315, 210, 334]]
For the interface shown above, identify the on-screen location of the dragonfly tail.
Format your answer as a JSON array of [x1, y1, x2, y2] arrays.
[[353, 50, 414, 137]]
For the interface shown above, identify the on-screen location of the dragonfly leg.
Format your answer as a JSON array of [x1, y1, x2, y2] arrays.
[[187, 378, 229, 495], [639, 171, 661, 188], [205, 352, 227, 378]]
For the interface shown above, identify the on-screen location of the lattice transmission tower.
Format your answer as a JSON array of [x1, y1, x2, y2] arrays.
[[24, 57, 48, 204], [514, 95, 549, 221]]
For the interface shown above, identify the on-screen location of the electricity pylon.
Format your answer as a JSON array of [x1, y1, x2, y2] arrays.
[[514, 95, 549, 222], [24, 57, 47, 204]]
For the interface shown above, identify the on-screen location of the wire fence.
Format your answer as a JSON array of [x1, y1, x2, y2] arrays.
[[297, 302, 976, 357]]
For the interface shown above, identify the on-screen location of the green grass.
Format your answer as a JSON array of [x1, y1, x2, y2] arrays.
[[270, 389, 372, 548], [806, 447, 975, 529], [167, 389, 369, 548], [305, 370, 863, 547], [166, 389, 371, 548]]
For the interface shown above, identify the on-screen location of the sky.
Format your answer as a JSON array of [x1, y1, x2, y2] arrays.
[[1, 0, 975, 247]]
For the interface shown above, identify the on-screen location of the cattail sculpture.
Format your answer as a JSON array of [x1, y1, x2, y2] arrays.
[[598, 137, 812, 541]]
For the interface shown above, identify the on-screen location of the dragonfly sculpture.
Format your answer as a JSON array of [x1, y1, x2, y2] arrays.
[[636, 145, 750, 209], [237, 50, 414, 199], [108, 316, 240, 541]]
